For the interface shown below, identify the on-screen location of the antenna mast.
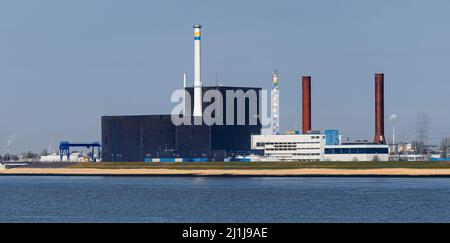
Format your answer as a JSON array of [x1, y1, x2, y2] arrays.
[[272, 70, 280, 135]]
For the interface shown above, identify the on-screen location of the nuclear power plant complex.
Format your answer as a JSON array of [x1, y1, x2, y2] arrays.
[[102, 25, 262, 162], [101, 24, 389, 162]]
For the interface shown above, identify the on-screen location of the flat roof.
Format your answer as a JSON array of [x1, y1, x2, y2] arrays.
[[101, 114, 172, 118], [326, 144, 389, 148]]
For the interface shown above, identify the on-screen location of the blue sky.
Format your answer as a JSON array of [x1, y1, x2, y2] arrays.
[[1, 0, 450, 153]]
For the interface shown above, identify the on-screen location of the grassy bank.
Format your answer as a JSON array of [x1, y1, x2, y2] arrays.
[[67, 161, 450, 170]]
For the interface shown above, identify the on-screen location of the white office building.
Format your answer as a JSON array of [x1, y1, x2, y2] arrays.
[[251, 133, 325, 161], [323, 144, 389, 162], [251, 130, 389, 162]]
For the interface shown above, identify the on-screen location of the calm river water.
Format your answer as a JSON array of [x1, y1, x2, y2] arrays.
[[1, 176, 450, 222]]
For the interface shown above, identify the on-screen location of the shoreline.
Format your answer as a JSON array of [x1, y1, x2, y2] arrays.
[[4, 168, 450, 177], [3, 174, 450, 178]]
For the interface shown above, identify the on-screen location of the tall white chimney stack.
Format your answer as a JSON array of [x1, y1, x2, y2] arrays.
[[183, 72, 187, 116], [193, 24, 203, 117]]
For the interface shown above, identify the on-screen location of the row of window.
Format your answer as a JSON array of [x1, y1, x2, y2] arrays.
[[266, 148, 296, 151], [265, 153, 320, 157], [256, 142, 320, 147], [311, 136, 325, 139], [324, 148, 388, 154], [274, 145, 297, 148], [291, 153, 321, 156], [265, 148, 320, 151]]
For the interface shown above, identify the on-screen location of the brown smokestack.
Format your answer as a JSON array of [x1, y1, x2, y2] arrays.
[[374, 73, 386, 144], [302, 76, 312, 134]]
